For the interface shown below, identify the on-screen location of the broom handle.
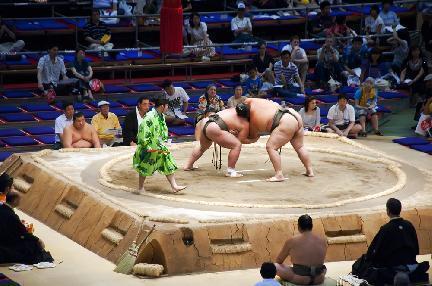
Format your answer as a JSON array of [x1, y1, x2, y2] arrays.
[[136, 224, 156, 252]]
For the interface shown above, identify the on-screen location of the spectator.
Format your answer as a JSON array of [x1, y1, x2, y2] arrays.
[[414, 74, 432, 137], [273, 50, 305, 97], [243, 65, 263, 97], [354, 77, 382, 136], [63, 112, 101, 148], [387, 28, 409, 74], [54, 102, 75, 150], [360, 48, 388, 81], [231, 3, 257, 44], [198, 84, 225, 113], [260, 69, 275, 97], [71, 49, 94, 101], [353, 198, 429, 285], [274, 214, 327, 285], [400, 45, 428, 106], [315, 37, 342, 86], [0, 16, 25, 53], [365, 5, 384, 35], [379, 0, 399, 28], [123, 96, 150, 146], [0, 173, 53, 265], [421, 14, 432, 68], [342, 37, 367, 81], [299, 96, 321, 131], [309, 1, 334, 37], [91, 101, 121, 146], [37, 45, 72, 97], [185, 12, 216, 60], [282, 35, 309, 85], [327, 94, 362, 138], [84, 10, 114, 52], [255, 262, 280, 286], [326, 15, 352, 38], [227, 85, 247, 108], [161, 79, 190, 125], [253, 42, 274, 74]]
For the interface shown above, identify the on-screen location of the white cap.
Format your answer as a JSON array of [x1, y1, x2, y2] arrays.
[[424, 74, 432, 81], [238, 2, 246, 9], [98, 100, 110, 107]]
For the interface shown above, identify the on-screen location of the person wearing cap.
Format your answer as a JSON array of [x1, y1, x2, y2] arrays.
[[54, 102, 75, 150], [0, 173, 54, 264], [63, 111, 101, 148], [231, 3, 257, 44], [91, 100, 121, 146]]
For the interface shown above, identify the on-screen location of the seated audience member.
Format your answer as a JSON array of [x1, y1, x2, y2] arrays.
[[84, 10, 114, 52], [400, 46, 428, 106], [253, 42, 274, 74], [63, 112, 101, 148], [231, 3, 258, 44], [260, 69, 275, 97], [0, 16, 25, 53], [91, 101, 121, 146], [255, 262, 280, 286], [421, 14, 432, 67], [185, 12, 216, 60], [326, 15, 353, 38], [275, 214, 327, 285], [414, 75, 432, 137], [360, 48, 388, 81], [228, 85, 247, 108], [54, 102, 75, 150], [315, 37, 342, 86], [379, 0, 399, 28], [274, 50, 305, 97], [309, 1, 335, 37], [71, 49, 94, 101], [299, 96, 321, 131], [0, 173, 53, 264], [327, 94, 362, 138], [161, 79, 190, 125], [243, 65, 263, 97], [198, 84, 225, 113], [342, 37, 367, 81], [387, 28, 409, 74], [37, 45, 72, 97], [123, 96, 150, 146], [353, 198, 429, 285], [355, 78, 383, 136], [282, 35, 309, 85], [365, 5, 384, 35]]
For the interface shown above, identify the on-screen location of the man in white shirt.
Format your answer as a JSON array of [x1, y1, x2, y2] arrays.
[[54, 102, 74, 149], [161, 79, 190, 125], [327, 94, 362, 138], [231, 3, 257, 44]]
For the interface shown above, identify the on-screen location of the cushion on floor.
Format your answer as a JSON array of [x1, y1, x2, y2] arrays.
[[104, 85, 130, 94], [410, 144, 432, 154], [2, 136, 38, 146], [0, 152, 13, 162], [128, 84, 161, 92], [168, 126, 195, 136], [393, 137, 430, 146], [23, 126, 55, 135], [0, 113, 35, 122], [0, 128, 24, 137]]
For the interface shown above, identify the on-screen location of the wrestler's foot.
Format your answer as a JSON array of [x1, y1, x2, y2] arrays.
[[225, 172, 243, 178], [303, 169, 315, 177], [266, 175, 287, 182], [183, 166, 199, 171], [133, 188, 145, 195], [171, 185, 187, 193]]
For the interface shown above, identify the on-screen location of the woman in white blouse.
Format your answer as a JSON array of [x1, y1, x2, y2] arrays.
[[186, 12, 216, 59], [299, 96, 321, 131]]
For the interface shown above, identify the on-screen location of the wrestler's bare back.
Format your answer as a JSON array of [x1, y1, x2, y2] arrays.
[[284, 233, 327, 266], [202, 108, 250, 142]]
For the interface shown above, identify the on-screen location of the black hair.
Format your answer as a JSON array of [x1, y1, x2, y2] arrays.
[[368, 48, 382, 63], [298, 214, 313, 231], [382, 0, 393, 5], [386, 198, 402, 216], [336, 15, 346, 25], [353, 37, 363, 43], [48, 45, 59, 51], [280, 50, 291, 57], [63, 101, 74, 110], [337, 94, 348, 101], [407, 45, 422, 61], [304, 96, 317, 112], [290, 35, 300, 42], [260, 262, 277, 279], [236, 103, 250, 119], [189, 12, 200, 28], [0, 173, 13, 194], [73, 111, 84, 121], [203, 84, 217, 108], [137, 96, 149, 105], [6, 191, 20, 207], [258, 41, 267, 49], [247, 64, 257, 72], [370, 5, 380, 14], [320, 1, 331, 10], [154, 98, 169, 107], [161, 79, 173, 89]]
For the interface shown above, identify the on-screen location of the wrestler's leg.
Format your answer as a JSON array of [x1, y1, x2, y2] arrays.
[[290, 128, 314, 177], [184, 133, 212, 170], [135, 175, 146, 194], [209, 129, 242, 173], [72, 139, 93, 148], [274, 263, 294, 281], [265, 125, 293, 182], [166, 173, 187, 193]]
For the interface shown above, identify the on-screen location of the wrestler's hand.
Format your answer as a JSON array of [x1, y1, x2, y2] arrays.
[[342, 130, 349, 137], [229, 129, 239, 136]]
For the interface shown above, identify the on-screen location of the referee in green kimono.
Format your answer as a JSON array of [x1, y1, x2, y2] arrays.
[[133, 98, 186, 194]]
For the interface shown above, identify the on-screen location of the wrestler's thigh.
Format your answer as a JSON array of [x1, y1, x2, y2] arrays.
[[290, 128, 305, 151], [267, 127, 293, 150], [210, 130, 241, 149], [275, 263, 294, 280], [198, 133, 213, 150]]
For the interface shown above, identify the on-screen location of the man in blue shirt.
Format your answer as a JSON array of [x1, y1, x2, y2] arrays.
[[342, 37, 368, 80]]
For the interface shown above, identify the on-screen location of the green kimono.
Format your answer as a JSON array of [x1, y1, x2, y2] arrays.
[[133, 109, 177, 176]]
